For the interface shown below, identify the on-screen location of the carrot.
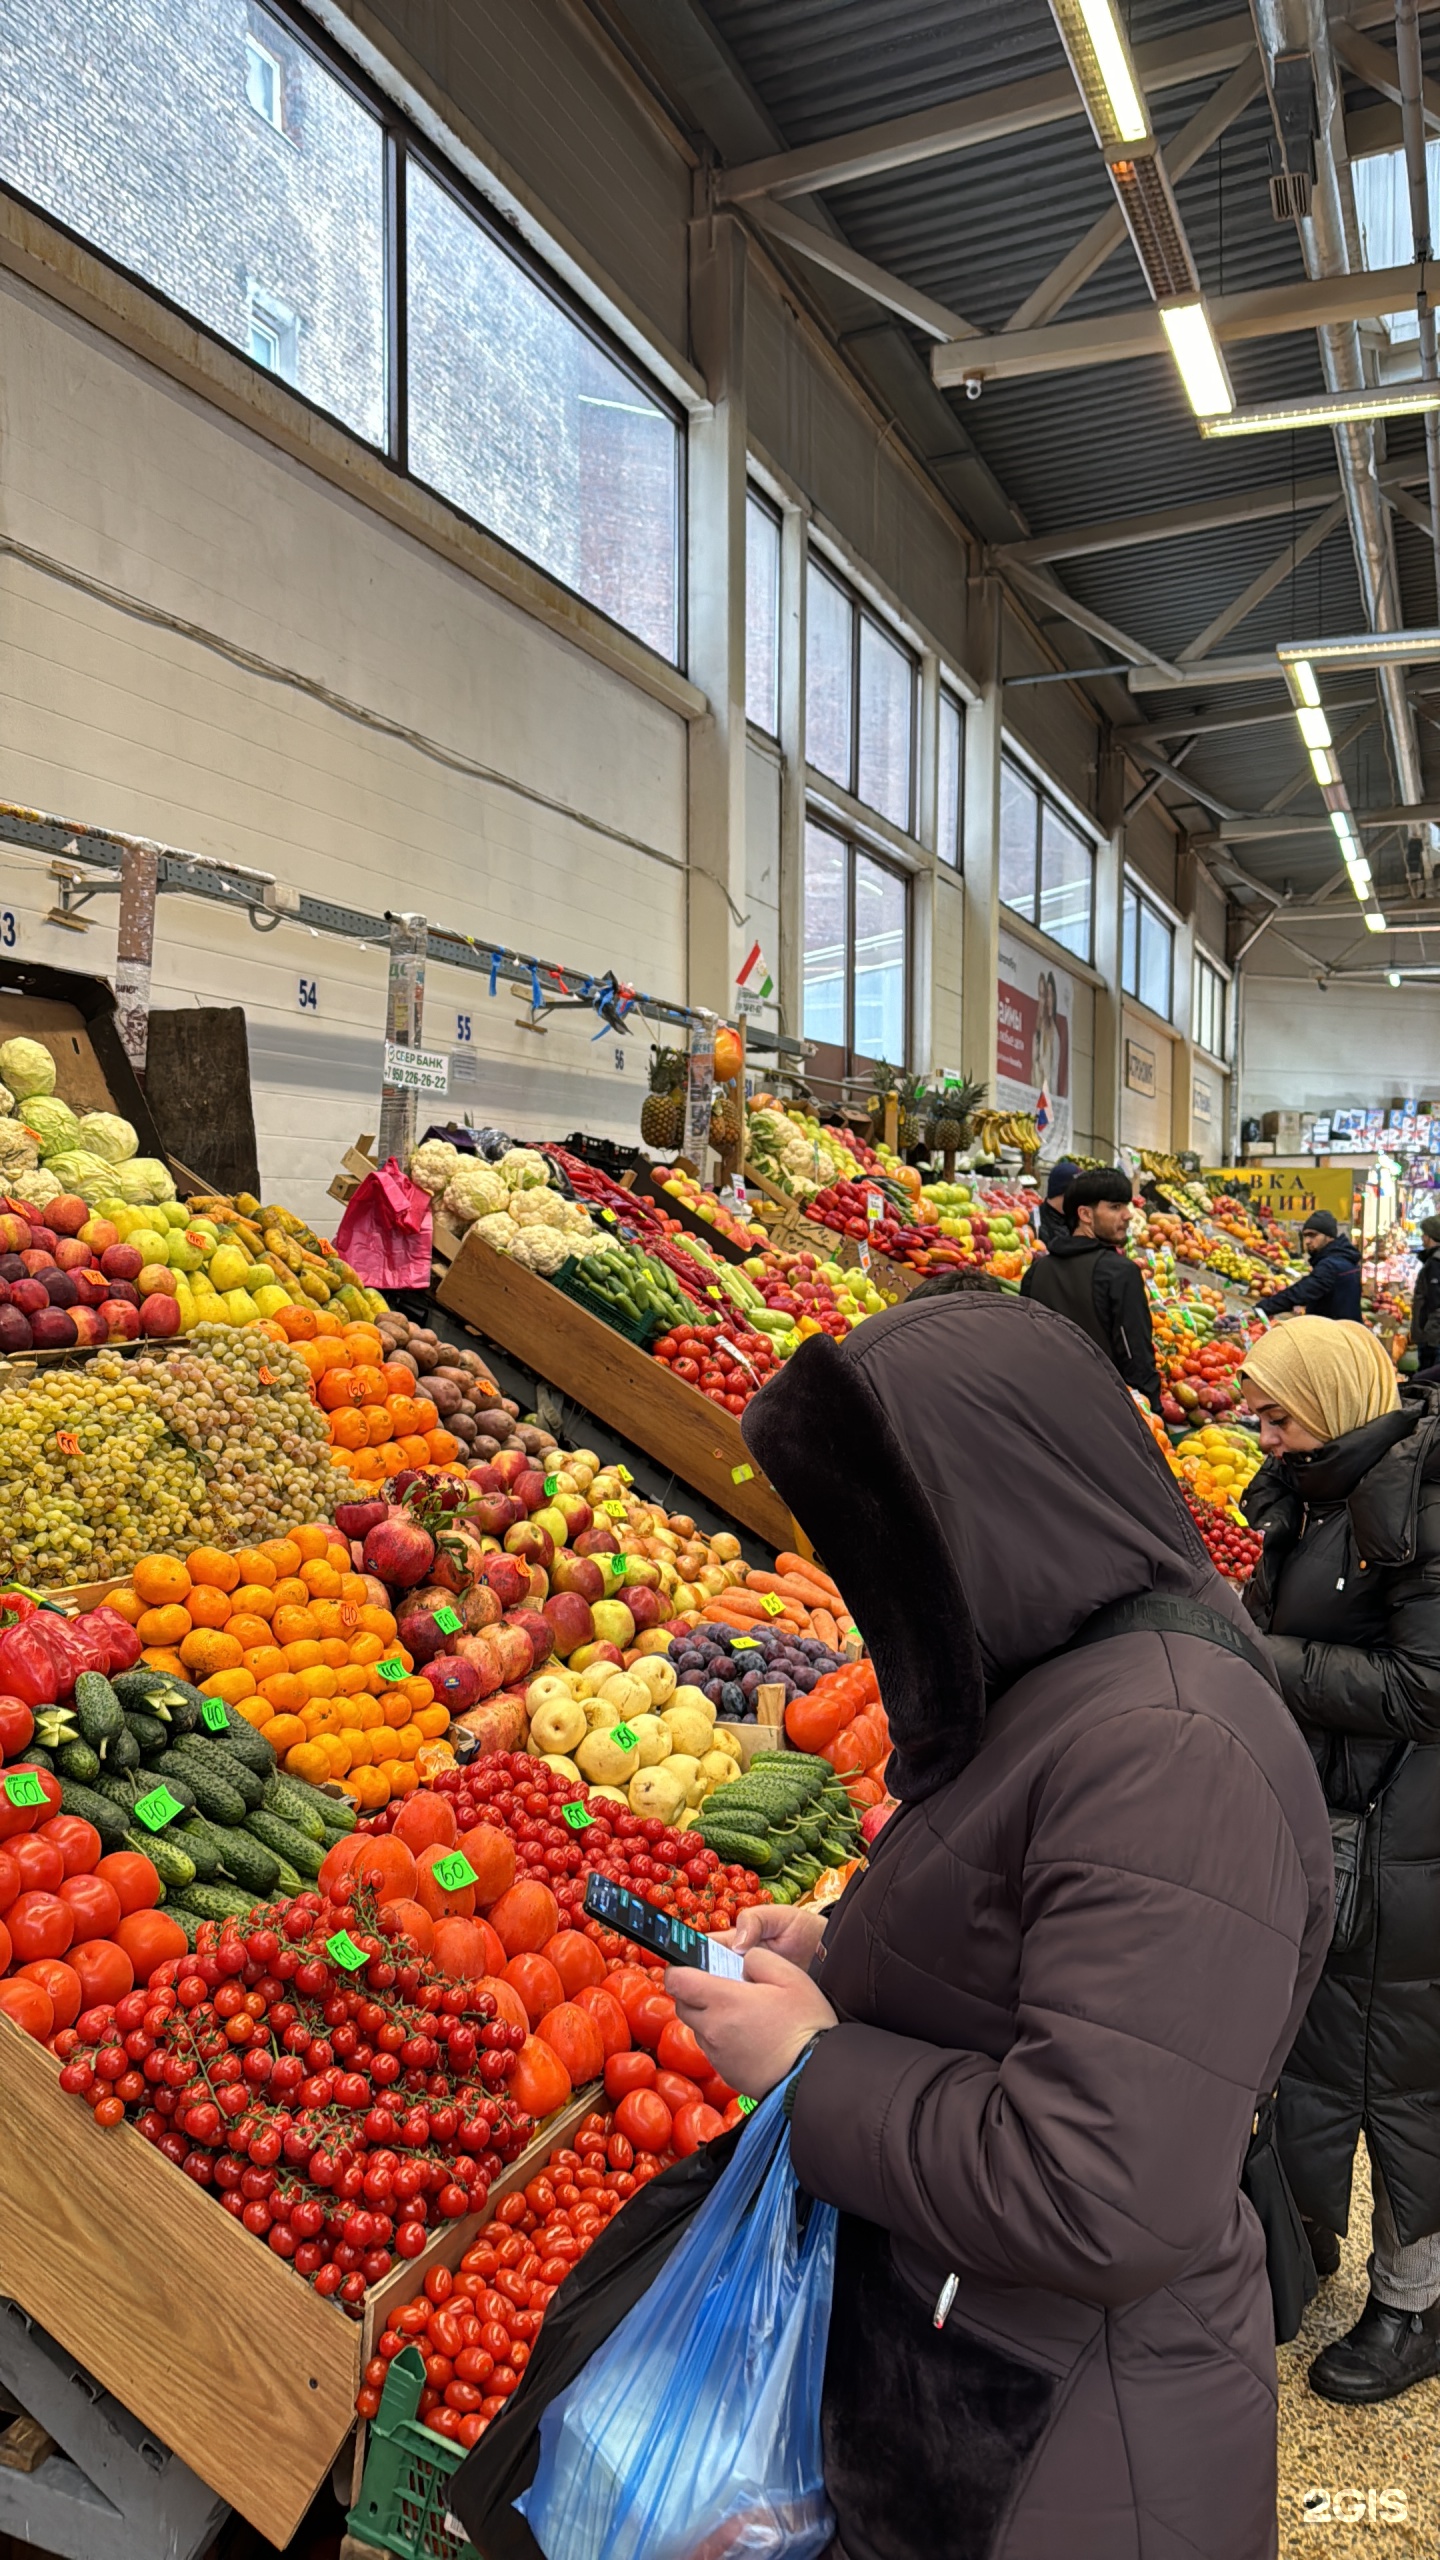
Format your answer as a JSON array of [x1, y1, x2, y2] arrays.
[[777, 1552, 841, 1598], [746, 1568, 834, 1610], [811, 1608, 840, 1650]]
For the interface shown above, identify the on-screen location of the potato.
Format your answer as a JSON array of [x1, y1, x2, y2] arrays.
[[628, 1713, 672, 1767], [630, 1656, 677, 1707], [628, 1763, 688, 1822], [576, 1724, 640, 1786], [661, 1702, 714, 1759], [529, 1696, 587, 1756], [670, 1684, 717, 1727]]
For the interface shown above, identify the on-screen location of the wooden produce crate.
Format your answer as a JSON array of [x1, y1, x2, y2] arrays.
[[0, 2016, 593, 2548], [437, 1228, 799, 1552]]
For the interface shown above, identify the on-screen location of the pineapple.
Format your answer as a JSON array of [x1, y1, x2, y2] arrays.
[[640, 1047, 686, 1151], [927, 1074, 986, 1156], [709, 1089, 743, 1149]]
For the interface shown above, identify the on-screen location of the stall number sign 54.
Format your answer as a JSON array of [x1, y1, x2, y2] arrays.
[[297, 976, 319, 1012]]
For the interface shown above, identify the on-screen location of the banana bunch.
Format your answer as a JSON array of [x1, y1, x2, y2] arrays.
[[973, 1111, 1040, 1157]]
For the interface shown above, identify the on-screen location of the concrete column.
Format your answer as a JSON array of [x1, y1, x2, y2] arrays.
[[686, 206, 748, 1020], [776, 502, 807, 1041], [1091, 829, 1124, 1159], [1170, 907, 1197, 1157], [378, 912, 427, 1165], [116, 842, 158, 1075], [960, 584, 1001, 1094]]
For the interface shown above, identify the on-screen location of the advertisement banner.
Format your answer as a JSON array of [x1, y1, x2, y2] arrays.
[[996, 934, 1072, 1157]]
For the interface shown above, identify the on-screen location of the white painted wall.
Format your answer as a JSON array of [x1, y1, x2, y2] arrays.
[[0, 274, 689, 1227], [1242, 971, 1440, 1116]]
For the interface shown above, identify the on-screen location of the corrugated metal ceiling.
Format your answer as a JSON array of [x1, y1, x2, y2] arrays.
[[697, 0, 1440, 912]]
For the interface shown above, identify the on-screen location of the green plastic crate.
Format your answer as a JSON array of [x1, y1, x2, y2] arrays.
[[549, 1253, 665, 1348], [347, 2347, 478, 2560]]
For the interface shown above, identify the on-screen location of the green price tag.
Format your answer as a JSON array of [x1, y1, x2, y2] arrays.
[[607, 1554, 629, 1580], [731, 1638, 760, 1652], [616, 1466, 633, 1486], [736, 2094, 757, 2116], [376, 1657, 408, 1682], [133, 1785, 184, 1833], [327, 1930, 368, 1972], [601, 1500, 626, 1519], [543, 1475, 558, 1499], [200, 1698, 230, 1732], [3, 1770, 46, 1809], [432, 1851, 478, 1891], [611, 1722, 638, 1751], [731, 1464, 754, 1485], [432, 1605, 462, 1635], [760, 1594, 785, 1618], [561, 1800, 595, 1831]]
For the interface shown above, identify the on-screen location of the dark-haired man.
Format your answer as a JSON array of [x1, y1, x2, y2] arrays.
[[1020, 1168, 1161, 1406], [1256, 1210, 1362, 1324]]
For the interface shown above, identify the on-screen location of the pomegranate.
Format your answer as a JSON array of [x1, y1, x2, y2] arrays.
[[332, 1498, 389, 1542], [423, 1654, 484, 1714], [362, 1515, 436, 1589]]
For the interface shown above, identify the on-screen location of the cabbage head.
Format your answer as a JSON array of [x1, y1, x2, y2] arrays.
[[25, 1096, 80, 1159], [114, 1157, 176, 1205], [8, 1165, 61, 1206], [43, 1149, 117, 1204], [409, 1138, 460, 1197], [0, 1038, 54, 1101], [76, 1110, 138, 1165], [497, 1147, 549, 1192], [0, 1123, 39, 1176], [444, 1160, 509, 1225]]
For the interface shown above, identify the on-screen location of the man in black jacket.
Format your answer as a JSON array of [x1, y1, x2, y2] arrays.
[[1020, 1168, 1161, 1406], [1258, 1211, 1363, 1322], [1411, 1216, 1440, 1375]]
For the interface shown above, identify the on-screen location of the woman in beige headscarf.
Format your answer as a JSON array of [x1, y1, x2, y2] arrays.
[[1241, 1318, 1440, 2407]]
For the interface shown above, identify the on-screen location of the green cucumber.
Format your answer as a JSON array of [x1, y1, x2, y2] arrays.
[[174, 1735, 264, 1812], [73, 1672, 124, 1758], [214, 1826, 280, 1898], [55, 1740, 101, 1785], [124, 1710, 171, 1757], [176, 1880, 259, 1924], [150, 1749, 246, 1828], [107, 1725, 141, 1774], [272, 1855, 305, 1896], [261, 1772, 328, 1840], [167, 1905, 202, 1950], [55, 1777, 129, 1847], [32, 1708, 80, 1752], [176, 1818, 227, 1882], [202, 1707, 274, 1777], [111, 1670, 202, 1735], [312, 1788, 355, 1835], [244, 1808, 324, 1877], [124, 1827, 194, 1891]]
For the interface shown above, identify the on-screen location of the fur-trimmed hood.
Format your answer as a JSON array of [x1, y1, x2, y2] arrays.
[[741, 1290, 1225, 1800]]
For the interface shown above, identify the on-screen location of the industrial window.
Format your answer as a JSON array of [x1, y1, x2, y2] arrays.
[[0, 0, 684, 660], [745, 489, 781, 735], [802, 817, 909, 1081], [936, 688, 964, 867], [805, 561, 916, 832], [1122, 878, 1174, 1021], [1193, 951, 1228, 1060], [998, 752, 1095, 963]]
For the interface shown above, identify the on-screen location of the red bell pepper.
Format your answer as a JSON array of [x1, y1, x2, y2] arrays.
[[82, 1607, 143, 1674], [0, 1609, 59, 1709]]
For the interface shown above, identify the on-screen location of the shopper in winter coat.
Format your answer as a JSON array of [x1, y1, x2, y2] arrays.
[[1019, 1166, 1162, 1405], [672, 1293, 1332, 2560], [1257, 1211, 1363, 1322], [1409, 1215, 1440, 1371], [1240, 1319, 1440, 2402]]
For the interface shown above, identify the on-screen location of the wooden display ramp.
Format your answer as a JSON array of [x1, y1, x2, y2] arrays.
[[436, 1227, 800, 1552]]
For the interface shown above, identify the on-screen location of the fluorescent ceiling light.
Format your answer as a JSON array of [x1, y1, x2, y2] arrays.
[[1366, 911, 1389, 931], [1289, 658, 1322, 706], [1310, 746, 1340, 786], [1330, 807, 1356, 840], [1346, 857, 1373, 892], [1297, 706, 1332, 749], [1159, 297, 1234, 418], [1388, 969, 1402, 985], [1052, 0, 1151, 149], [1200, 380, 1440, 438], [1281, 628, 1440, 673]]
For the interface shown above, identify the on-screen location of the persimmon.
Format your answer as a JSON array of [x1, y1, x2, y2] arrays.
[[537, 2000, 605, 2085], [349, 1835, 417, 1905], [510, 2033, 572, 2120], [413, 1843, 476, 1921], [503, 1952, 565, 2027], [475, 1973, 529, 2035], [487, 1880, 559, 1957], [377, 1897, 435, 1955], [573, 1985, 631, 2058]]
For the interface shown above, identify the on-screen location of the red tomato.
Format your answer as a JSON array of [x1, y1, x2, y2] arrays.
[[604, 2049, 656, 2102], [671, 2101, 726, 2157], [10, 1834, 64, 1895], [114, 1909, 189, 1979], [656, 2016, 711, 2082], [35, 1815, 102, 1877], [67, 1938, 134, 2008], [0, 1695, 34, 1758], [92, 1851, 162, 1915], [488, 1882, 560, 1958], [0, 1976, 53, 2038], [542, 1931, 606, 1997], [628, 1993, 676, 2052], [16, 1955, 80, 2029], [613, 2088, 672, 2153], [0, 1765, 60, 1841], [605, 1966, 659, 2024], [7, 1889, 74, 1962], [413, 1842, 475, 1922], [573, 1986, 630, 2058], [0, 1915, 9, 1971], [59, 1873, 123, 1941], [654, 2071, 705, 2116], [537, 2002, 605, 2087], [0, 1849, 18, 1913]]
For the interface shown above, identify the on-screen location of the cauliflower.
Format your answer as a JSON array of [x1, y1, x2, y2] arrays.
[[510, 1188, 567, 1229], [472, 1210, 520, 1251], [114, 1157, 176, 1205], [0, 1122, 39, 1176], [409, 1138, 461, 1197], [7, 1165, 60, 1206], [509, 1225, 570, 1275], [24, 1096, 80, 1159], [75, 1110, 138, 1165], [0, 1038, 54, 1101], [0, 1084, 14, 1119], [43, 1149, 117, 1203], [497, 1147, 549, 1192], [443, 1160, 509, 1225], [555, 1197, 595, 1234]]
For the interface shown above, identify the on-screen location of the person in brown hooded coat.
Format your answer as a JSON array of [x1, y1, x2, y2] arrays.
[[671, 1290, 1333, 2560]]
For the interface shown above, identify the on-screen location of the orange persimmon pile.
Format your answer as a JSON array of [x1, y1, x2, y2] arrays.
[[263, 1312, 463, 1484]]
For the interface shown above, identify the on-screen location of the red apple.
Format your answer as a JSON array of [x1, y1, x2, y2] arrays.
[[10, 1279, 48, 1315], [569, 1639, 623, 1673], [47, 1195, 89, 1238], [551, 1551, 605, 1604], [469, 1492, 519, 1538], [30, 1306, 77, 1349], [99, 1299, 141, 1341], [542, 1591, 595, 1658], [138, 1292, 182, 1338], [503, 1521, 553, 1572], [466, 1464, 502, 1496], [618, 1585, 664, 1630], [0, 1305, 32, 1351], [68, 1307, 106, 1346], [19, 1249, 55, 1276], [478, 1554, 530, 1610], [80, 1218, 119, 1256], [554, 1495, 594, 1537], [490, 1451, 531, 1491], [513, 1469, 549, 1515], [42, 1271, 79, 1309], [53, 1237, 91, 1272], [100, 1244, 144, 1284], [26, 1227, 57, 1256], [0, 1215, 28, 1255], [574, 1525, 620, 1557], [103, 1279, 139, 1309]]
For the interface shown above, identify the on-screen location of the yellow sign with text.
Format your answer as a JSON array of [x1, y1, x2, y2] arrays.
[[1205, 1166, 1359, 1225]]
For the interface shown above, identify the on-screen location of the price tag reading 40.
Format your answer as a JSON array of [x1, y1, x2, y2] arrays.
[[200, 1698, 231, 1732], [376, 1657, 409, 1683], [3, 1770, 47, 1809], [327, 1931, 369, 1973], [432, 1605, 462, 1636], [133, 1785, 185, 1833], [432, 1851, 478, 1892]]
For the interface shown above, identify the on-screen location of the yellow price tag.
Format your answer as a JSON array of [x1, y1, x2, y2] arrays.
[[760, 1593, 785, 1617], [731, 1464, 754, 1484]]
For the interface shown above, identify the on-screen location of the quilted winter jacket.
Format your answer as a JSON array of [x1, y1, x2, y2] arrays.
[[742, 1297, 1332, 2560], [1243, 1382, 1440, 2246]]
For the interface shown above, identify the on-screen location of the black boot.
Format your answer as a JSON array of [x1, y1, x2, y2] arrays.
[[1309, 2292, 1440, 2403], [1303, 2218, 1341, 2279]]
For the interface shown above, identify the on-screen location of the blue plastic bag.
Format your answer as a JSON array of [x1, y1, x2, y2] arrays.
[[517, 2077, 836, 2560]]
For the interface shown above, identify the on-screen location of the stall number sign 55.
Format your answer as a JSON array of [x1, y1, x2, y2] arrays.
[[297, 976, 319, 1012]]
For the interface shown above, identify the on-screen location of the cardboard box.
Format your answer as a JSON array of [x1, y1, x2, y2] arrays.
[[1261, 1111, 1302, 1146]]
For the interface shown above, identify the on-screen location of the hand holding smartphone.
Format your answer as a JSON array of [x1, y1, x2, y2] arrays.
[[583, 1872, 746, 1978]]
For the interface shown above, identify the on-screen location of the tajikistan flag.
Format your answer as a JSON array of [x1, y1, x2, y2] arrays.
[[737, 941, 774, 1001]]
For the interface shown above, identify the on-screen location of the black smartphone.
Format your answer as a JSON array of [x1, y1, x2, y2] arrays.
[[583, 1872, 745, 1976]]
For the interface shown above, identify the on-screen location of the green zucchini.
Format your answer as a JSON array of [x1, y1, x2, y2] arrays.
[[174, 1735, 263, 1811], [124, 1709, 171, 1757], [175, 1817, 226, 1882], [55, 1777, 129, 1847], [244, 1808, 324, 1877], [124, 1827, 194, 1891], [261, 1772, 328, 1840], [55, 1740, 101, 1785], [175, 1879, 259, 1923], [73, 1672, 124, 1758], [214, 1825, 281, 1898], [150, 1749, 246, 1828]]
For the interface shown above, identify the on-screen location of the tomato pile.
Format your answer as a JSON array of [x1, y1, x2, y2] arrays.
[[650, 1320, 781, 1414], [1184, 1489, 1263, 1585]]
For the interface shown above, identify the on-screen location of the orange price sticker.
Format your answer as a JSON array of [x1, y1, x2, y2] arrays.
[[340, 1601, 359, 1631], [55, 1433, 80, 1457], [258, 1367, 275, 1386]]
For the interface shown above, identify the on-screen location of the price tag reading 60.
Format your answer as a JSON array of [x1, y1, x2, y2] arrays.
[[327, 1930, 369, 1973], [431, 1851, 478, 1892], [3, 1770, 47, 1809], [561, 1800, 594, 1831]]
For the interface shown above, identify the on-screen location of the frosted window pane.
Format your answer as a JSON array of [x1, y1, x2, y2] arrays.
[[806, 565, 853, 787], [803, 824, 847, 1049], [937, 693, 963, 865], [854, 854, 906, 1064], [999, 760, 1038, 918], [1039, 804, 1092, 962], [857, 617, 913, 827], [745, 494, 780, 734]]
